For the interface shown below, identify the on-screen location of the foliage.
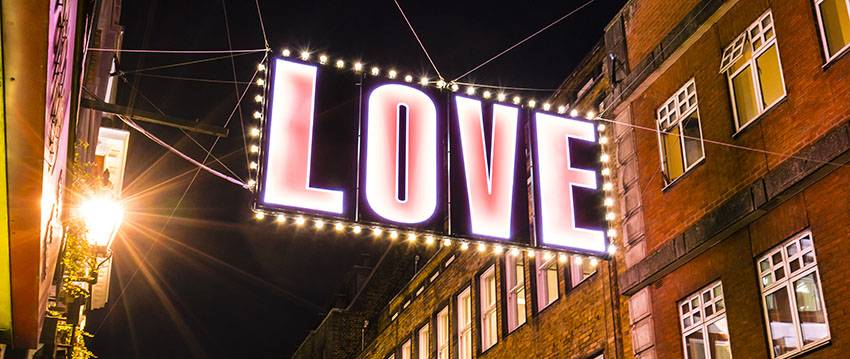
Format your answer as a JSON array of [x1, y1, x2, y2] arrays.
[[57, 320, 97, 359]]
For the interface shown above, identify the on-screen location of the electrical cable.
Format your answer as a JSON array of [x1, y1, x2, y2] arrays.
[[452, 0, 598, 82], [222, 0, 253, 172], [129, 73, 252, 84], [121, 52, 259, 74], [393, 0, 443, 80], [87, 48, 267, 54]]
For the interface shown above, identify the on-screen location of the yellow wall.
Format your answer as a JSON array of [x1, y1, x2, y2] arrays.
[[0, 17, 12, 336]]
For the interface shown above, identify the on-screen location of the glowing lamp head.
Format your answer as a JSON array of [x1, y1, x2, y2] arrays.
[[354, 63, 363, 71], [258, 63, 266, 71], [256, 78, 265, 86], [559, 254, 568, 263], [425, 236, 435, 244], [436, 79, 446, 89], [570, 109, 579, 117], [254, 212, 265, 220], [334, 223, 344, 231], [388, 70, 397, 79], [254, 94, 263, 103], [450, 83, 459, 92], [250, 128, 261, 137], [574, 256, 583, 264], [466, 86, 475, 95], [336, 59, 345, 68], [282, 49, 291, 57], [494, 245, 503, 254], [295, 216, 306, 225], [543, 103, 551, 111], [372, 227, 383, 236], [512, 96, 521, 104], [442, 238, 451, 246], [315, 219, 324, 229], [319, 55, 328, 64], [586, 111, 595, 119], [477, 243, 486, 252], [80, 198, 124, 248], [510, 248, 519, 256], [607, 229, 617, 238], [483, 91, 492, 98], [543, 251, 553, 260], [250, 145, 259, 153], [608, 245, 617, 255], [300, 51, 310, 60], [420, 77, 429, 86], [390, 230, 399, 239], [497, 93, 506, 101], [276, 214, 285, 223], [407, 233, 416, 242], [528, 100, 536, 108], [371, 67, 380, 76], [557, 106, 566, 114], [597, 123, 606, 131], [460, 242, 469, 250], [527, 250, 535, 258], [353, 225, 362, 234], [590, 258, 598, 266]]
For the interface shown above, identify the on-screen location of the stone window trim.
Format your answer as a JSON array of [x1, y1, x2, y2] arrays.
[[719, 9, 787, 132], [678, 281, 731, 359], [813, 0, 850, 65], [757, 230, 831, 359], [655, 78, 706, 186]]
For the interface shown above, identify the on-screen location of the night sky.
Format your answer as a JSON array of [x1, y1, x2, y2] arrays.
[[85, 1, 626, 357]]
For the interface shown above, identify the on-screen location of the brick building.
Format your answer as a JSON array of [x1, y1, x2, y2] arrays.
[[603, 0, 850, 358]]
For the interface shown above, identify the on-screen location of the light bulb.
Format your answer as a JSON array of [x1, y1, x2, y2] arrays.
[[608, 245, 617, 255], [497, 93, 506, 101], [255, 212, 265, 220], [494, 245, 503, 254], [574, 256, 583, 264], [603, 182, 613, 191], [425, 236, 435, 244], [460, 242, 469, 250], [527, 250, 535, 258], [599, 136, 609, 144], [372, 228, 383, 236], [601, 154, 610, 162], [543, 103, 551, 111], [442, 238, 451, 246], [607, 229, 617, 238], [258, 63, 266, 71], [250, 145, 259, 153], [604, 198, 614, 206], [353, 225, 362, 234], [559, 254, 568, 263], [590, 258, 598, 266], [254, 95, 263, 102], [407, 233, 416, 242], [295, 217, 305, 225], [510, 248, 519, 256], [334, 223, 344, 231], [420, 77, 429, 86], [276, 214, 285, 223], [597, 124, 606, 131], [512, 96, 521, 104], [390, 230, 398, 239], [250, 128, 260, 137], [300, 51, 309, 60], [389, 70, 397, 79], [315, 219, 324, 229], [282, 49, 291, 57], [606, 212, 616, 220], [543, 252, 552, 260], [249, 162, 258, 169], [404, 75, 413, 83], [586, 111, 595, 119], [354, 63, 363, 71], [256, 78, 265, 86], [450, 83, 459, 92], [319, 55, 328, 64], [336, 60, 345, 68], [371, 67, 379, 76], [466, 87, 475, 95], [477, 243, 486, 252], [436, 80, 446, 88], [528, 100, 536, 107], [558, 106, 566, 114], [483, 91, 492, 98]]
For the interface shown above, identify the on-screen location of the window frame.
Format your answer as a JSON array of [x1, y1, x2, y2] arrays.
[[416, 322, 430, 359], [678, 281, 732, 359], [401, 338, 412, 359], [436, 306, 450, 359], [504, 253, 527, 333], [534, 252, 560, 312], [655, 78, 706, 186], [814, 0, 850, 64], [479, 265, 498, 351], [457, 287, 473, 359], [568, 255, 598, 289], [720, 10, 787, 132], [757, 230, 831, 359]]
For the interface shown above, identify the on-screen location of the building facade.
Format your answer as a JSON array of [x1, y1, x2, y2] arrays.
[[604, 0, 850, 358]]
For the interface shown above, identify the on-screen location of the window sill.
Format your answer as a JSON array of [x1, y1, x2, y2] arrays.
[[732, 94, 787, 139], [774, 338, 830, 359], [823, 44, 850, 70], [661, 157, 706, 192]]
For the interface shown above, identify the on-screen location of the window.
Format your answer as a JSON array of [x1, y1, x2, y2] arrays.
[[569, 255, 597, 287], [758, 231, 830, 358], [401, 339, 412, 359], [480, 266, 498, 350], [417, 324, 430, 359], [679, 282, 732, 359], [505, 254, 527, 332], [436, 307, 449, 359], [457, 287, 473, 359], [815, 0, 850, 61], [719, 10, 786, 131], [535, 252, 559, 310], [656, 79, 705, 184]]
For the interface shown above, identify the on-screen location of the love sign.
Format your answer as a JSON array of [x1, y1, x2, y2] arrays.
[[254, 57, 608, 255]]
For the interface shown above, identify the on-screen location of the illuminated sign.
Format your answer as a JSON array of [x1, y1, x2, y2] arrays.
[[255, 58, 607, 255]]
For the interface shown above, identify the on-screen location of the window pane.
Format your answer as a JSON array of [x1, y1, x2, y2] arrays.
[[402, 340, 412, 359], [732, 66, 759, 127], [662, 126, 685, 181], [546, 265, 558, 305], [685, 330, 707, 359], [820, 0, 850, 56], [794, 273, 829, 345], [707, 318, 733, 359], [765, 288, 800, 356], [418, 325, 429, 359], [681, 112, 704, 168], [756, 45, 784, 107], [516, 286, 526, 326]]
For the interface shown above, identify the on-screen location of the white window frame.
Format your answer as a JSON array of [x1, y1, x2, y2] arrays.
[[679, 281, 731, 359], [569, 255, 597, 287], [480, 266, 498, 350], [505, 254, 526, 332], [758, 231, 831, 359], [535, 252, 559, 311], [719, 10, 787, 131], [417, 324, 430, 359], [814, 0, 850, 63], [457, 287, 473, 359], [655, 78, 705, 185], [401, 339, 412, 359], [436, 307, 449, 359]]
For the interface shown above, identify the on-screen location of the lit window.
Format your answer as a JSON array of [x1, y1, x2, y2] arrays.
[[457, 287, 473, 359], [387, 354, 395, 359], [569, 255, 596, 287], [505, 254, 527, 332], [719, 10, 786, 131], [436, 307, 449, 359], [480, 266, 498, 350], [535, 252, 559, 310], [758, 231, 830, 358], [815, 0, 850, 61], [417, 324, 430, 359], [401, 339, 412, 359], [656, 79, 705, 184], [679, 282, 732, 359]]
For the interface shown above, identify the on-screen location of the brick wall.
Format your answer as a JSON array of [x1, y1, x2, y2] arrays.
[[623, 0, 702, 68]]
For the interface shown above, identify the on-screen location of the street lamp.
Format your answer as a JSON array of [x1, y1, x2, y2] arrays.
[[79, 197, 124, 249]]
